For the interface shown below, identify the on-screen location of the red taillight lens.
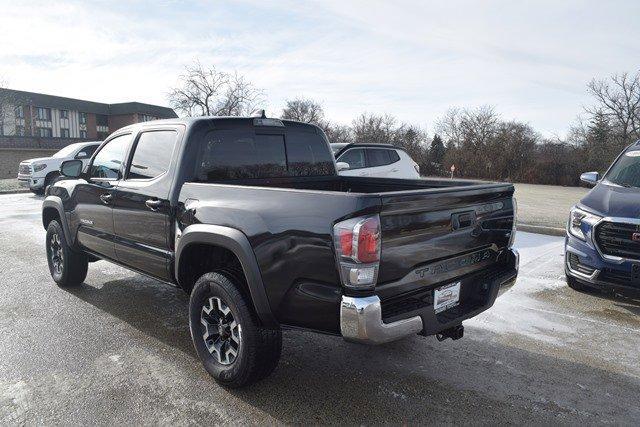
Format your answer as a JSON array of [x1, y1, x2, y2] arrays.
[[356, 217, 380, 263], [334, 215, 380, 263], [333, 215, 381, 289], [339, 230, 353, 257]]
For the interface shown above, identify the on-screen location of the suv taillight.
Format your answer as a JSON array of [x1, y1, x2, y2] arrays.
[[333, 215, 381, 290]]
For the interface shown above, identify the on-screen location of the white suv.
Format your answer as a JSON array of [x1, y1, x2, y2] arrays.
[[17, 141, 101, 194], [331, 143, 421, 179]]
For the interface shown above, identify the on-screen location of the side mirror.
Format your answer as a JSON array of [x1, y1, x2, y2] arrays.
[[60, 159, 83, 178], [580, 171, 600, 186], [75, 151, 88, 159], [336, 162, 350, 172]]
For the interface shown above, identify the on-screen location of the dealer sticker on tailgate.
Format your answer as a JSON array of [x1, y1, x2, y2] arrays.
[[434, 281, 461, 313]]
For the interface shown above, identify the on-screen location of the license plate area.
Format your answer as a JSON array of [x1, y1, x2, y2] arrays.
[[434, 281, 461, 313]]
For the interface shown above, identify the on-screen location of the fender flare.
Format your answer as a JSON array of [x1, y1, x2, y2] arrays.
[[42, 196, 73, 244], [175, 224, 278, 328]]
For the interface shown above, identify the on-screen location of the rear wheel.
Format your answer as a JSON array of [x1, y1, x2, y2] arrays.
[[189, 272, 282, 388], [46, 220, 88, 287]]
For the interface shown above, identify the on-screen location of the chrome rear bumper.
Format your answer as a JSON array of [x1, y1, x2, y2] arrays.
[[340, 249, 519, 345], [340, 295, 423, 344]]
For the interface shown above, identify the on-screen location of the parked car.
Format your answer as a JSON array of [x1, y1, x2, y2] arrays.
[[565, 141, 640, 298], [332, 143, 421, 179], [42, 116, 518, 388], [17, 141, 101, 194]]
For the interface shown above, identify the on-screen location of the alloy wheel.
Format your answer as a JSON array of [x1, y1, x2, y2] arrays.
[[200, 296, 242, 365], [49, 232, 64, 276]]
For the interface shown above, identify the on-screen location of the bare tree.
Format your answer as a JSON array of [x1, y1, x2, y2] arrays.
[[322, 122, 353, 144], [168, 61, 265, 117], [281, 97, 325, 124], [586, 71, 640, 144], [351, 113, 399, 145]]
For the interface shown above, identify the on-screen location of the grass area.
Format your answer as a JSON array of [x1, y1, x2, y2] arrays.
[[514, 183, 589, 229], [0, 178, 26, 192]]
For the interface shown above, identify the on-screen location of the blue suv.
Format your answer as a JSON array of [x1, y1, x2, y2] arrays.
[[565, 141, 640, 298]]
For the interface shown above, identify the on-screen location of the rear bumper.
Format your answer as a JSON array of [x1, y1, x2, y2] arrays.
[[340, 248, 519, 344]]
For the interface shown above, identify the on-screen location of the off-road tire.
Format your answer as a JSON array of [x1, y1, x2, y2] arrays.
[[189, 272, 282, 388], [46, 220, 88, 287]]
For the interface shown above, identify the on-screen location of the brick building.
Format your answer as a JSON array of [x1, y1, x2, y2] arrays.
[[0, 88, 177, 178]]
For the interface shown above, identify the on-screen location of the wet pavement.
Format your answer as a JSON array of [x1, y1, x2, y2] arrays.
[[0, 193, 638, 424]]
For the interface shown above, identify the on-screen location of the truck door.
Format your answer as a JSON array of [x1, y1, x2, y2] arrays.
[[74, 134, 133, 260], [112, 128, 180, 281]]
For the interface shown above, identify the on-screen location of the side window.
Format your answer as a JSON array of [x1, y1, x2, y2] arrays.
[[75, 144, 98, 159], [367, 149, 392, 167], [128, 131, 177, 180], [338, 149, 366, 169], [389, 150, 401, 163], [198, 130, 287, 181], [89, 134, 132, 180]]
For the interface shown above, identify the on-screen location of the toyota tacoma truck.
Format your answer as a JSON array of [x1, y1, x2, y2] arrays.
[[42, 116, 519, 388]]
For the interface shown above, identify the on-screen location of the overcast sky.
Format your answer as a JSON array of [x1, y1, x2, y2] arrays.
[[1, 0, 639, 137]]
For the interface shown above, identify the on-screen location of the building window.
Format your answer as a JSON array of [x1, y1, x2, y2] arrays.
[[60, 128, 70, 138], [37, 127, 53, 137], [14, 106, 24, 119], [96, 114, 108, 127], [35, 107, 52, 121], [15, 125, 25, 136], [139, 114, 156, 122], [80, 130, 87, 139], [79, 112, 87, 124], [97, 131, 109, 141], [60, 109, 69, 119]]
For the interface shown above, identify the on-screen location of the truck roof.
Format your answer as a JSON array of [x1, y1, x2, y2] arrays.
[[114, 116, 323, 134]]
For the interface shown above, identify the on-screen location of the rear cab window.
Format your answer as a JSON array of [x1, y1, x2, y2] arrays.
[[197, 126, 334, 181]]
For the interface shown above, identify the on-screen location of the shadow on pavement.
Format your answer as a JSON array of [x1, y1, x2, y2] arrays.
[[63, 274, 640, 424]]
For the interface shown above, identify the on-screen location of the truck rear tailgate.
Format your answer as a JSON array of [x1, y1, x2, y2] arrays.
[[375, 183, 515, 300]]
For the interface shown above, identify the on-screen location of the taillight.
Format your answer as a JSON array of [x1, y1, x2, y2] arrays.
[[334, 215, 381, 290]]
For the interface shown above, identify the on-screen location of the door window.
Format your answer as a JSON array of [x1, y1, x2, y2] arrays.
[[89, 134, 132, 180], [338, 149, 366, 169], [75, 144, 99, 159], [367, 149, 393, 167], [127, 131, 177, 180]]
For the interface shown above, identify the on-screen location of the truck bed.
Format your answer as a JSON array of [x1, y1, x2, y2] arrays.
[[179, 175, 515, 333]]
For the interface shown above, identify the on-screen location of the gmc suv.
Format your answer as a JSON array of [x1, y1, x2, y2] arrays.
[[566, 141, 640, 298], [42, 115, 518, 388]]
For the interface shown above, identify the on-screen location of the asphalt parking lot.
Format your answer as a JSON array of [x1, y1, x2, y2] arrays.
[[1, 192, 639, 424]]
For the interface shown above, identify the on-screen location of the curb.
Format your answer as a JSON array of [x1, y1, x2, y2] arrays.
[[517, 223, 565, 237], [0, 189, 31, 195]]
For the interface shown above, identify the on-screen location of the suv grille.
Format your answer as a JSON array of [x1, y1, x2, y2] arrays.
[[18, 164, 31, 175], [595, 221, 640, 260]]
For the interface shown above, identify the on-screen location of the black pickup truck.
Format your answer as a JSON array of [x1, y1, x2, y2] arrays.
[[42, 116, 518, 388]]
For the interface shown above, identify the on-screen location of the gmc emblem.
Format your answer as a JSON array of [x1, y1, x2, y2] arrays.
[[632, 233, 640, 242]]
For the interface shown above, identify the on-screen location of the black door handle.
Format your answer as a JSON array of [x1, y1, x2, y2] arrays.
[[99, 193, 113, 204], [145, 199, 162, 211]]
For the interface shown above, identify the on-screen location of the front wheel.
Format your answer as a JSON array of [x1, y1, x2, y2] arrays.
[[189, 272, 282, 388], [46, 220, 88, 287]]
